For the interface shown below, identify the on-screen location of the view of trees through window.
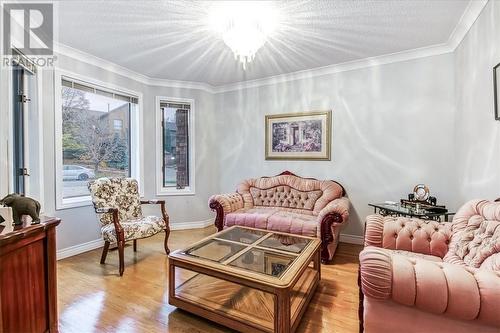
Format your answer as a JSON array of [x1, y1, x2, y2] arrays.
[[161, 102, 190, 189], [61, 80, 135, 198]]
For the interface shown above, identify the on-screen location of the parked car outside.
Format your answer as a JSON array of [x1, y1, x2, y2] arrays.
[[63, 165, 96, 181]]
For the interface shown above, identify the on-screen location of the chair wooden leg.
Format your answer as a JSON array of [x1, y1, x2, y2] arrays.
[[118, 240, 125, 276], [164, 228, 170, 254], [133, 239, 137, 252], [100, 241, 110, 264]]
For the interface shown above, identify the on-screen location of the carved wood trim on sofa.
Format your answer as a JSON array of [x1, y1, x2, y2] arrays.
[[209, 200, 225, 232]]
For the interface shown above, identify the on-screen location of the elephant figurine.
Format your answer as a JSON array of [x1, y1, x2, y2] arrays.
[[0, 194, 41, 225]]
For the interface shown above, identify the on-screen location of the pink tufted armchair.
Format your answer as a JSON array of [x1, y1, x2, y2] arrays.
[[359, 199, 500, 333], [209, 171, 349, 262]]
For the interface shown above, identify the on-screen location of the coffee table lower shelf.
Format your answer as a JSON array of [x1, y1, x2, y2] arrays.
[[169, 267, 319, 333]]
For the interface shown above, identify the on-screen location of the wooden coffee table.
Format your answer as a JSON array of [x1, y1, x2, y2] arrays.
[[168, 226, 321, 333]]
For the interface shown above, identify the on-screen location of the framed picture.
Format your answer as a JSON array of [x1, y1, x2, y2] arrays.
[[494, 62, 500, 120], [265, 111, 331, 160]]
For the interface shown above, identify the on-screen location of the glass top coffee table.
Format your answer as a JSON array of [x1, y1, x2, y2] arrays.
[[168, 226, 321, 333]]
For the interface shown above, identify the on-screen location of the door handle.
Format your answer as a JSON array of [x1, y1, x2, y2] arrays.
[[19, 168, 30, 176]]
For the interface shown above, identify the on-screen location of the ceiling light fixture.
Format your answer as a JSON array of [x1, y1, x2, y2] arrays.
[[208, 1, 280, 70]]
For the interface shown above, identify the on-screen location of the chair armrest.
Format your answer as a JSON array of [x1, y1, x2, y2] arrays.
[[140, 200, 169, 226], [360, 246, 500, 326], [140, 200, 165, 205], [317, 197, 349, 224], [94, 207, 123, 234], [364, 215, 451, 258], [95, 207, 118, 214]]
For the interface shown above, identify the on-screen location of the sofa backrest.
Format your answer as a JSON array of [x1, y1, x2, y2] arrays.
[[236, 172, 345, 215], [444, 199, 500, 270]]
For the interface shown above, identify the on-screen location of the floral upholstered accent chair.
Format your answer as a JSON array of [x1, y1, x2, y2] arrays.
[[88, 178, 170, 276]]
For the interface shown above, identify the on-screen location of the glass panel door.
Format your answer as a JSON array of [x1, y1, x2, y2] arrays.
[[12, 66, 28, 194]]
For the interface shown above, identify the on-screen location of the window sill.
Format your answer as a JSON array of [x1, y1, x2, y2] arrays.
[[156, 187, 195, 197], [57, 195, 93, 210]]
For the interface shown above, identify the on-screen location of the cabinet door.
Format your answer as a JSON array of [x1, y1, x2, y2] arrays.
[[1, 237, 48, 332]]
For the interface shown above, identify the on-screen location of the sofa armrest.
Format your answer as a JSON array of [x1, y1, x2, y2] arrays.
[[360, 246, 500, 327], [317, 197, 349, 263], [364, 215, 451, 258], [317, 197, 349, 224], [209, 193, 244, 231], [209, 193, 244, 214]]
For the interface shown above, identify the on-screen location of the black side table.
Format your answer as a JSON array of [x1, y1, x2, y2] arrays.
[[369, 203, 454, 222]]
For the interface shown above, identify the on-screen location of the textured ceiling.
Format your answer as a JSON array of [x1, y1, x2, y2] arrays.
[[57, 0, 470, 86]]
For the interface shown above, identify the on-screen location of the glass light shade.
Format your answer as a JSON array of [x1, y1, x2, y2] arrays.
[[209, 2, 279, 69]]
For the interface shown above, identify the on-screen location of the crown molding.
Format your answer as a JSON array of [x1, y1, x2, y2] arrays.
[[212, 42, 454, 93], [447, 0, 488, 51], [54, 0, 488, 94], [55, 42, 216, 93], [214, 0, 489, 93]]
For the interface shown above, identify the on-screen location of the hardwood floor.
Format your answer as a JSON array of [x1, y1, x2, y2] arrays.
[[58, 227, 362, 333]]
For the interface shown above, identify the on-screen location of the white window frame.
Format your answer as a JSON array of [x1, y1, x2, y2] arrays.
[[54, 69, 144, 210], [155, 96, 195, 196]]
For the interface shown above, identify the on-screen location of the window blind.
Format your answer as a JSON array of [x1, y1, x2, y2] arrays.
[[61, 78, 139, 104], [160, 102, 191, 110]]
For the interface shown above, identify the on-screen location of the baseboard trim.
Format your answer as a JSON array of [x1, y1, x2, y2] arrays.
[[56, 219, 215, 260], [170, 218, 214, 230], [57, 238, 104, 260], [57, 220, 361, 259], [339, 233, 364, 245]]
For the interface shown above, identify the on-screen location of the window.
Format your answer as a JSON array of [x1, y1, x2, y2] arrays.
[[113, 119, 123, 132], [55, 72, 141, 209], [156, 97, 195, 195]]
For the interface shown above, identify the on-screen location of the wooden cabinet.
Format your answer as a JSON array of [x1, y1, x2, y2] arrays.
[[0, 217, 60, 333]]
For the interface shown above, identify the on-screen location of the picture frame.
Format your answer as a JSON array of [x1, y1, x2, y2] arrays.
[[265, 111, 332, 160], [494, 62, 500, 120]]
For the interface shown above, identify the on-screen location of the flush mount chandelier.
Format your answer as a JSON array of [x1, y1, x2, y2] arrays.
[[208, 2, 280, 70]]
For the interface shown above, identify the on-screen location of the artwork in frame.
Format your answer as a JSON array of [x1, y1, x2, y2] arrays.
[[265, 111, 331, 160], [494, 62, 500, 120]]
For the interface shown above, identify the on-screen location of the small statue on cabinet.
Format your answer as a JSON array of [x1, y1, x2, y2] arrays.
[[0, 194, 41, 225]]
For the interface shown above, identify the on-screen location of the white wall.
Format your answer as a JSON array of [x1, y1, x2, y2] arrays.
[[454, 0, 500, 203], [214, 54, 457, 237]]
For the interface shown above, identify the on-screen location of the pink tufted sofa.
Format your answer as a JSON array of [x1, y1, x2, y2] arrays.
[[209, 171, 349, 262], [359, 199, 500, 333]]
